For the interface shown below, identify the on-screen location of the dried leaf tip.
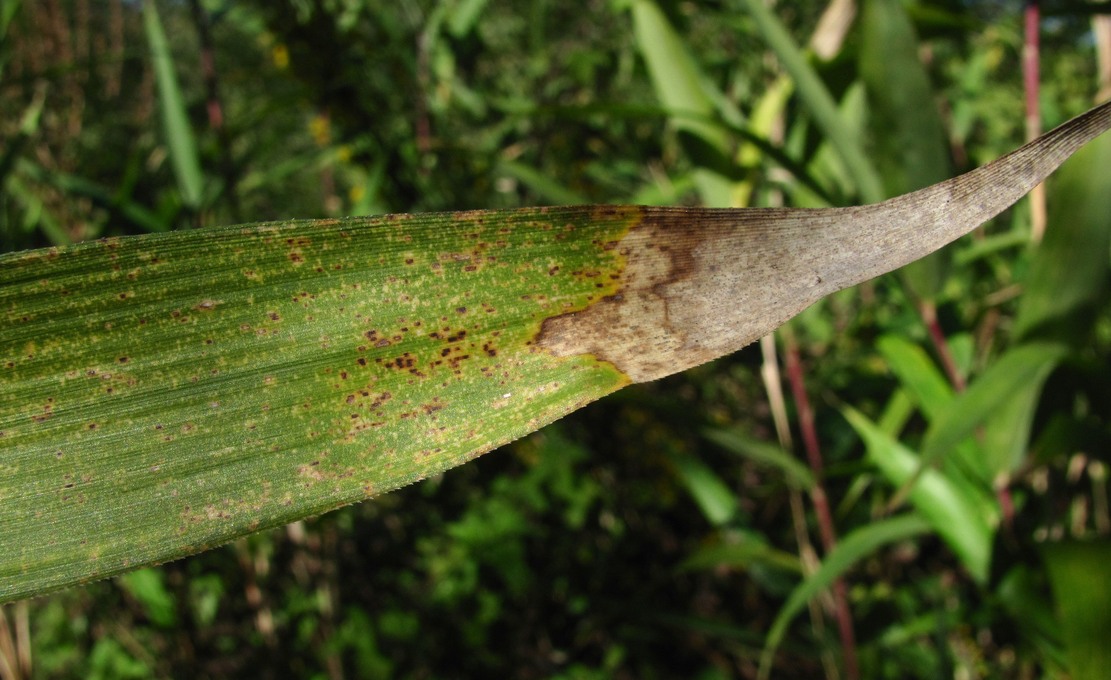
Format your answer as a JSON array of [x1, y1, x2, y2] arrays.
[[539, 100, 1111, 383]]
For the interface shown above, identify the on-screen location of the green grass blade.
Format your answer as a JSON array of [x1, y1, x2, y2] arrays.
[[877, 334, 988, 506], [704, 427, 815, 490], [681, 536, 802, 574], [668, 451, 739, 527], [843, 407, 993, 581], [143, 0, 204, 211], [17, 159, 171, 234], [921, 342, 1068, 482], [741, 0, 885, 204], [877, 388, 915, 437], [876, 335, 954, 421], [496, 161, 589, 205], [757, 513, 932, 680], [786, 81, 868, 208], [2, 101, 1110, 602], [4, 175, 71, 247], [980, 368, 1060, 479], [0, 86, 45, 191]]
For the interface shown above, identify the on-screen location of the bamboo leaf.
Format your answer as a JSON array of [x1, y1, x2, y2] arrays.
[[2, 101, 1110, 602]]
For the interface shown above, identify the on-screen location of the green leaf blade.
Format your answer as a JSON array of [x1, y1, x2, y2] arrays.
[[741, 0, 885, 204], [922, 342, 1068, 481]]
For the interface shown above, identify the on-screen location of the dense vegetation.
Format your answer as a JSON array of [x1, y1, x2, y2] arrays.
[[1, 0, 1109, 678]]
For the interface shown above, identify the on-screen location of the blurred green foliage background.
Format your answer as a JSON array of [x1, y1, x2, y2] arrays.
[[2, 0, 1110, 678]]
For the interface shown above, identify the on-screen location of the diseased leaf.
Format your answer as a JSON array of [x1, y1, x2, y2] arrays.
[[2, 100, 1110, 602]]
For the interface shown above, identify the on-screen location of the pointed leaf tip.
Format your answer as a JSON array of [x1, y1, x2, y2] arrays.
[[541, 100, 1111, 382]]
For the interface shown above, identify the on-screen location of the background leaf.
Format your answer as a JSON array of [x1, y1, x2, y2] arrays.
[[843, 407, 994, 581], [758, 514, 933, 679], [142, 0, 204, 212], [1013, 127, 1111, 342], [631, 0, 736, 206], [858, 0, 953, 298], [1042, 541, 1111, 680], [921, 342, 1068, 482], [741, 0, 884, 203]]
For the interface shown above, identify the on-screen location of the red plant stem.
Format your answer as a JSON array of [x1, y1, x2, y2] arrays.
[[919, 300, 966, 392], [784, 333, 859, 680], [1024, 2, 1041, 136], [1024, 0, 1046, 242]]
